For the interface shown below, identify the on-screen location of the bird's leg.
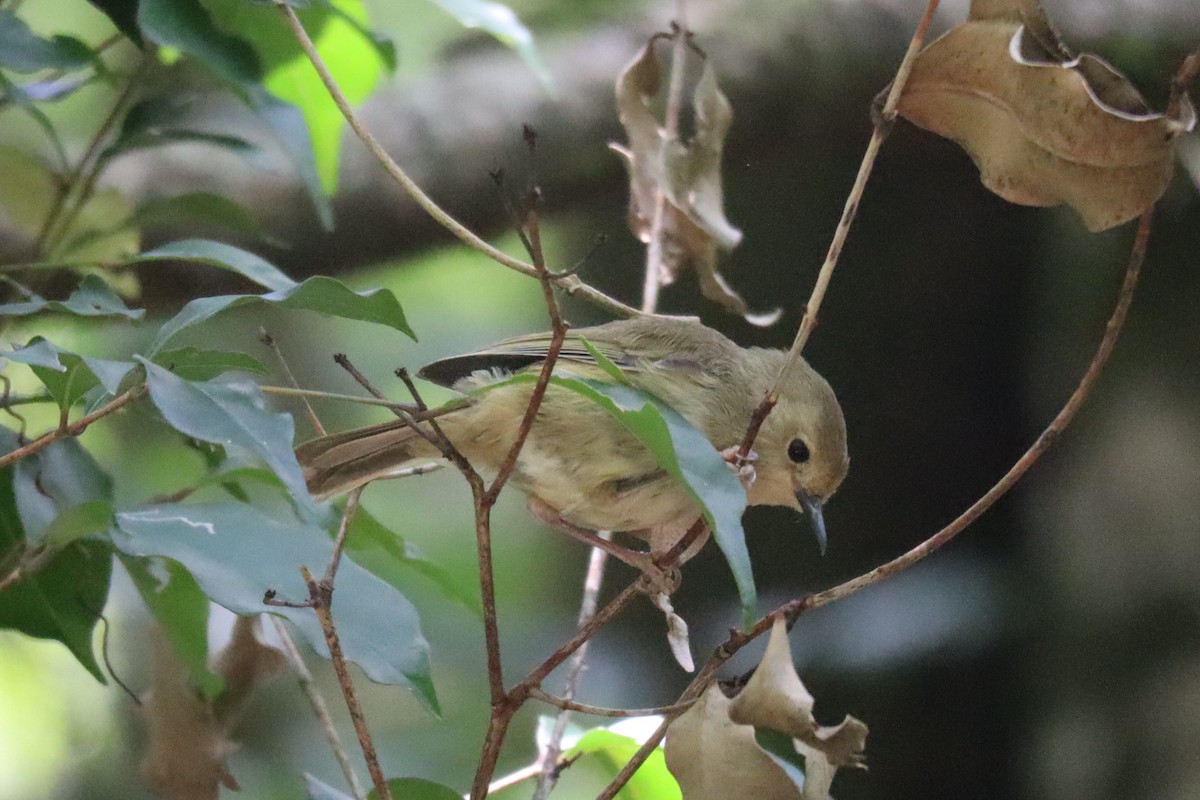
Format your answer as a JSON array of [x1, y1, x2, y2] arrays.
[[526, 498, 680, 594], [720, 445, 758, 489]]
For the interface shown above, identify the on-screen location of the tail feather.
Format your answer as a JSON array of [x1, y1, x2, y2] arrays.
[[296, 418, 443, 499]]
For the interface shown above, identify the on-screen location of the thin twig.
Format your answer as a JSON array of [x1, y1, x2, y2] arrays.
[[261, 328, 325, 436], [261, 385, 470, 419], [737, 0, 941, 458], [323, 488, 362, 586], [273, 2, 642, 320], [334, 353, 419, 416], [269, 616, 367, 800], [596, 204, 1154, 800], [0, 385, 145, 471], [529, 687, 696, 719]]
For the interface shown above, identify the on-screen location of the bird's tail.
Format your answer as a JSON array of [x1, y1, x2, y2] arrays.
[[295, 417, 446, 500]]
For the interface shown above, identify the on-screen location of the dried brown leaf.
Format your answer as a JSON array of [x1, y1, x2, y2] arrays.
[[898, 0, 1196, 231], [139, 616, 285, 800], [650, 591, 695, 672], [665, 684, 804, 800], [612, 37, 778, 324]]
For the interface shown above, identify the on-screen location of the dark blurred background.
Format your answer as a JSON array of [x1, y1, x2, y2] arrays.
[[2, 1, 1199, 799]]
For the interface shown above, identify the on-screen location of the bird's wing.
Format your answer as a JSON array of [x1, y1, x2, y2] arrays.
[[416, 331, 634, 388]]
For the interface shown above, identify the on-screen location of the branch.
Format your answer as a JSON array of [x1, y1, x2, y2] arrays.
[[273, 2, 642, 321], [736, 0, 941, 457], [0, 385, 146, 471]]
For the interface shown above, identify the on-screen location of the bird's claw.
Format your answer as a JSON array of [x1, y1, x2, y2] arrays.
[[720, 446, 757, 489]]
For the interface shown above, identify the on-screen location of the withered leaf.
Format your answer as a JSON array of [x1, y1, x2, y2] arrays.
[[139, 616, 285, 800], [612, 36, 780, 325], [897, 0, 1196, 231]]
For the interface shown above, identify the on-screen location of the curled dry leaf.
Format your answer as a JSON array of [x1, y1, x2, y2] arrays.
[[664, 618, 867, 800], [612, 36, 780, 325], [897, 0, 1197, 231], [139, 615, 285, 800], [650, 591, 695, 672]]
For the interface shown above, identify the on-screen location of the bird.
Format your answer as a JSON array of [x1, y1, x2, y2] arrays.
[[295, 316, 848, 570]]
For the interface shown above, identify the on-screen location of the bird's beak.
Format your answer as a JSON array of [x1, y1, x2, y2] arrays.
[[796, 491, 827, 556]]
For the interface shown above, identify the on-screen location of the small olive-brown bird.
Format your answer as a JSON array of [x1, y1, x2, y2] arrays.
[[296, 317, 848, 564]]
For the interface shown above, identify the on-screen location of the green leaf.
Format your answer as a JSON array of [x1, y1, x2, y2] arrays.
[[112, 502, 438, 709], [41, 500, 116, 550], [0, 10, 94, 73], [135, 238, 295, 291], [152, 347, 269, 381], [0, 274, 144, 319], [305, 774, 354, 800], [570, 728, 681, 800], [132, 193, 269, 241], [86, 0, 145, 47], [368, 777, 462, 800], [346, 505, 480, 616], [0, 146, 55, 237], [429, 0, 551, 89], [497, 372, 756, 621], [244, 85, 334, 229], [137, 359, 318, 519], [0, 429, 113, 682], [5, 338, 136, 409], [137, 0, 261, 85], [149, 274, 415, 352], [122, 554, 224, 699], [12, 437, 115, 548], [104, 96, 264, 161]]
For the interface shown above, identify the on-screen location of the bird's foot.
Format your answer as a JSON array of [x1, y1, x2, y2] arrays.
[[720, 445, 758, 490]]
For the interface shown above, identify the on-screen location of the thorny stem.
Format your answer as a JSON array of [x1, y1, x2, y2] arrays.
[[596, 206, 1154, 800], [736, 0, 941, 459], [300, 564, 393, 800], [269, 616, 368, 800], [0, 385, 145, 471], [274, 2, 642, 321]]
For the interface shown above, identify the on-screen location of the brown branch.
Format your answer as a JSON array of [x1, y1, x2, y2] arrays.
[[596, 204, 1155, 800], [528, 686, 696, 719], [737, 0, 941, 458], [273, 2, 642, 321], [333, 353, 419, 417], [0, 385, 145, 471]]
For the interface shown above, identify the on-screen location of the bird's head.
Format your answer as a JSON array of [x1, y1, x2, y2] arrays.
[[742, 351, 849, 554]]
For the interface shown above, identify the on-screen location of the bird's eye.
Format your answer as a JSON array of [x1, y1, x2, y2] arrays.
[[787, 438, 811, 464]]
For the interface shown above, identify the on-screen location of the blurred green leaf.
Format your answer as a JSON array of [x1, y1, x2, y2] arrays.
[[244, 85, 334, 229], [0, 429, 113, 682], [0, 274, 144, 319], [5, 337, 136, 409], [496, 371, 756, 621], [122, 554, 224, 699], [137, 359, 317, 518], [41, 500, 115, 550], [136, 238, 295, 291], [132, 193, 268, 241], [53, 188, 142, 263], [0, 145, 59, 236], [112, 501, 438, 709], [104, 96, 264, 161], [86, 0, 145, 47], [346, 504, 480, 616], [153, 346, 269, 381], [137, 0, 261, 84], [368, 777, 462, 800], [429, 0, 551, 89], [0, 10, 94, 73], [149, 274, 415, 352], [569, 728, 681, 800]]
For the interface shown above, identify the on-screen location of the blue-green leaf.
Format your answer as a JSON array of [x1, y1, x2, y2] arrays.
[[113, 502, 438, 709], [0, 10, 94, 73], [368, 777, 462, 800], [137, 0, 261, 84], [135, 239, 295, 291], [122, 555, 224, 699], [429, 0, 551, 90], [152, 346, 269, 381], [0, 274, 143, 319], [86, 0, 144, 47], [305, 774, 354, 800], [5, 338, 136, 409], [149, 274, 414, 352], [137, 359, 318, 519]]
